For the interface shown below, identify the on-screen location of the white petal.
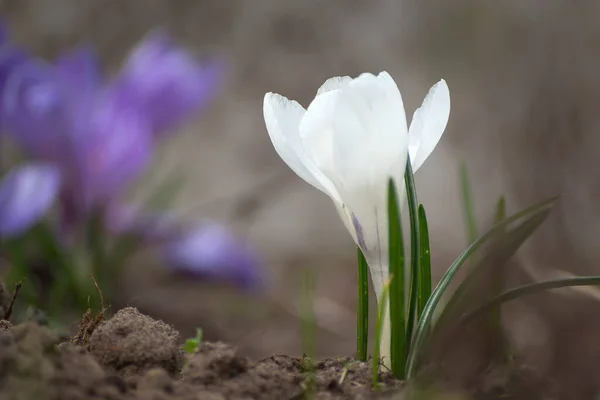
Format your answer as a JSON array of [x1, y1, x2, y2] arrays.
[[408, 79, 450, 172], [299, 71, 408, 273], [316, 76, 353, 96], [263, 92, 340, 200], [302, 71, 408, 197]]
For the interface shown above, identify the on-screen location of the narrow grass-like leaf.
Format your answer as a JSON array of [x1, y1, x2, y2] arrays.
[[495, 196, 506, 224], [417, 205, 431, 318], [404, 160, 420, 356], [460, 162, 478, 245], [30, 223, 87, 306], [387, 178, 406, 378], [436, 209, 550, 364], [462, 276, 600, 323], [405, 195, 558, 378], [3, 238, 37, 306], [489, 195, 507, 359], [372, 278, 392, 389], [357, 248, 369, 361], [435, 206, 550, 331]]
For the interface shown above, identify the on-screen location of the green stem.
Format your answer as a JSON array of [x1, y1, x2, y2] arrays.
[[357, 248, 369, 361], [372, 279, 391, 389]]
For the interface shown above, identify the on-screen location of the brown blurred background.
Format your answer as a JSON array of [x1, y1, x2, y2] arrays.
[[4, 0, 600, 393]]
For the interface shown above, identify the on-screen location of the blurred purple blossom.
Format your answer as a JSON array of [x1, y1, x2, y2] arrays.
[[0, 24, 258, 291], [163, 222, 263, 290], [107, 206, 263, 290], [111, 30, 222, 138], [0, 28, 221, 219], [0, 163, 60, 238]]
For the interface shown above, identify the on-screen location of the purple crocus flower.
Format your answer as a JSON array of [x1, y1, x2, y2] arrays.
[[0, 163, 60, 238], [163, 222, 263, 290], [3, 58, 78, 162], [112, 30, 222, 138], [1, 29, 220, 220], [0, 25, 248, 289], [106, 206, 263, 290]]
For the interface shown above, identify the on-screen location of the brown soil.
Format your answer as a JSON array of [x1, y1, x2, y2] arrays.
[[0, 307, 405, 400], [0, 306, 569, 400]]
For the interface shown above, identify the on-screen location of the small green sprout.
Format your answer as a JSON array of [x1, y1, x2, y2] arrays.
[[182, 327, 203, 354]]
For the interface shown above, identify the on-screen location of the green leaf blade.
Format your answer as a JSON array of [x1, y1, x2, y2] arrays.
[[387, 178, 406, 379], [403, 159, 421, 360], [463, 276, 600, 323], [417, 205, 432, 318], [405, 195, 559, 378], [356, 248, 369, 361]]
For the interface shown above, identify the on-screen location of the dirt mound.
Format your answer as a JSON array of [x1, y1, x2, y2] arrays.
[[0, 309, 402, 400]]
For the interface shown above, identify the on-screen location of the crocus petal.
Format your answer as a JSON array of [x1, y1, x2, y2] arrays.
[[315, 75, 352, 96], [163, 222, 262, 290], [2, 60, 71, 160], [301, 72, 408, 190], [54, 47, 101, 130], [0, 45, 28, 96], [67, 90, 152, 209], [299, 71, 409, 300], [54, 47, 101, 96], [408, 79, 451, 172], [0, 163, 60, 238], [263, 93, 341, 201], [114, 30, 221, 137]]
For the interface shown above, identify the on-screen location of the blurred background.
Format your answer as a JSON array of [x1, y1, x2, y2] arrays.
[[3, 0, 600, 394]]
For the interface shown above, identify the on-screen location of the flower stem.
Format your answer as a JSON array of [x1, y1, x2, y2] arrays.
[[372, 278, 391, 389]]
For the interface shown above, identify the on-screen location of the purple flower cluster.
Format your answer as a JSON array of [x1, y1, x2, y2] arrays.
[[0, 24, 262, 289]]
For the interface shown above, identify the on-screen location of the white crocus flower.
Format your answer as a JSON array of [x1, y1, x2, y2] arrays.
[[263, 72, 450, 366]]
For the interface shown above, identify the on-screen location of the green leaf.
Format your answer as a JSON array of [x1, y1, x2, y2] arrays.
[[387, 178, 406, 379], [417, 205, 432, 318], [435, 204, 550, 330], [461, 276, 600, 323], [372, 278, 391, 389], [182, 327, 204, 354], [460, 162, 478, 245], [30, 222, 88, 305], [494, 196, 506, 225], [405, 195, 558, 378], [489, 195, 508, 359], [404, 160, 421, 359], [356, 248, 369, 361], [3, 237, 37, 306]]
